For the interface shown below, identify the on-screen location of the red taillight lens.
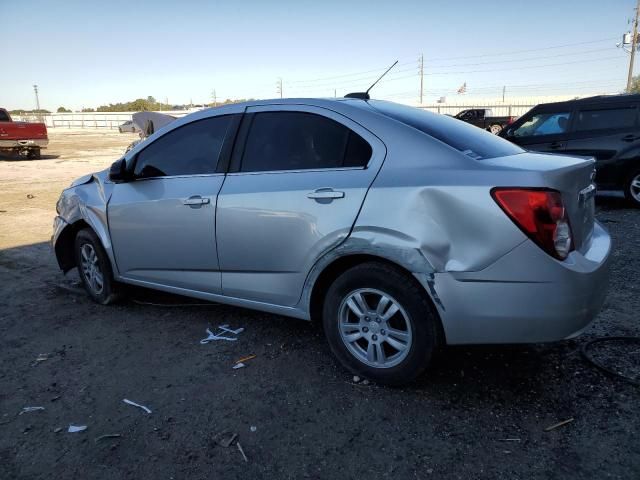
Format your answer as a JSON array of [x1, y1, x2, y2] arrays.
[[491, 188, 573, 260]]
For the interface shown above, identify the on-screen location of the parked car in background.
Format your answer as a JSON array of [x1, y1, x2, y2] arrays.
[[500, 94, 640, 206], [453, 108, 517, 134], [0, 108, 48, 159], [52, 98, 610, 385]]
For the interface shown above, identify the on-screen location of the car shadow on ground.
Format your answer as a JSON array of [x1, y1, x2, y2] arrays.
[[1, 240, 587, 396]]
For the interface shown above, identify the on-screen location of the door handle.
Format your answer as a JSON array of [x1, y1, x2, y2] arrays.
[[622, 134, 640, 142], [549, 142, 564, 150], [183, 195, 210, 207], [307, 188, 345, 200]]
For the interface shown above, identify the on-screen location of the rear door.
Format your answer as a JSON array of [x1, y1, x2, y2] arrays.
[[506, 109, 573, 153], [564, 103, 639, 187], [108, 113, 240, 294], [215, 105, 385, 306]]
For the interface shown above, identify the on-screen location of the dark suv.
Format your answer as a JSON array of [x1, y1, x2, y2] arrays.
[[500, 94, 640, 206]]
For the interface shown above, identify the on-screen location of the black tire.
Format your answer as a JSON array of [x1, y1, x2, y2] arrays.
[[623, 168, 640, 208], [26, 148, 41, 160], [322, 262, 440, 386], [74, 228, 120, 304]]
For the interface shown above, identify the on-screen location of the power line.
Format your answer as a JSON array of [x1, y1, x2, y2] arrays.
[[425, 36, 618, 61]]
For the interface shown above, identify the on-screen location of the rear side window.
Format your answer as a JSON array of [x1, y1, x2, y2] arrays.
[[0, 110, 10, 122], [370, 101, 523, 160], [574, 107, 637, 132], [512, 112, 571, 137], [240, 112, 372, 172], [134, 116, 231, 178]]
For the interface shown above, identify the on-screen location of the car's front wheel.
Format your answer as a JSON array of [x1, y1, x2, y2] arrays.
[[624, 168, 640, 208], [322, 262, 440, 386], [74, 228, 120, 304]]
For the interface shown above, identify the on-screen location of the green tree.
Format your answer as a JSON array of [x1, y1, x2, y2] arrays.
[[629, 75, 640, 94], [57, 106, 71, 113], [81, 107, 95, 112]]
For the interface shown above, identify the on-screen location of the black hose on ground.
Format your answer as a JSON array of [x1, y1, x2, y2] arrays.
[[580, 336, 640, 387]]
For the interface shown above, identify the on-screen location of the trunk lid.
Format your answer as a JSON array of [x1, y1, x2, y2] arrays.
[[483, 152, 596, 252]]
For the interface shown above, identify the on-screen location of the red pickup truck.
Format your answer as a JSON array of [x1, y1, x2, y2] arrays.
[[0, 108, 48, 159]]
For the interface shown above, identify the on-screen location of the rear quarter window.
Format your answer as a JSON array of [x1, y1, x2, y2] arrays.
[[369, 101, 523, 160]]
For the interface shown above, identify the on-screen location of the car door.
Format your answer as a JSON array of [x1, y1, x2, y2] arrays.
[[505, 109, 573, 153], [564, 104, 639, 188], [108, 113, 240, 294], [216, 105, 385, 306]]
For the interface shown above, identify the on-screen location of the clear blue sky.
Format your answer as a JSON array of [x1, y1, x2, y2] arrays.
[[0, 0, 635, 110]]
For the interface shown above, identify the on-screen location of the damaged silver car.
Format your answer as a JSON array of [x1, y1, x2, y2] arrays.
[[53, 98, 611, 385]]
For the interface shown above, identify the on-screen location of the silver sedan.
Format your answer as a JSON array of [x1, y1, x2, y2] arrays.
[[52, 98, 611, 385]]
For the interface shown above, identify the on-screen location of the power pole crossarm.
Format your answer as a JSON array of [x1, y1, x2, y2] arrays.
[[627, 0, 640, 91]]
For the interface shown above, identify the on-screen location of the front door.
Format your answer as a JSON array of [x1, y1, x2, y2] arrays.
[[108, 114, 237, 294], [216, 105, 386, 306]]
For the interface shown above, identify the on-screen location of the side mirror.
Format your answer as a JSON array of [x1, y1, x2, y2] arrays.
[[109, 158, 129, 182]]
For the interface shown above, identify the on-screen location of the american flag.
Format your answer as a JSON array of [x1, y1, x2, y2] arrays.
[[457, 82, 467, 94]]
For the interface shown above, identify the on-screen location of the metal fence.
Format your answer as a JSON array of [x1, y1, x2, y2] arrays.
[[417, 102, 535, 117], [12, 102, 538, 129], [12, 111, 193, 129]]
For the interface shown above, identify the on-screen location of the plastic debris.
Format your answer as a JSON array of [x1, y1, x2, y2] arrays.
[[200, 325, 244, 344], [95, 433, 121, 442], [53, 427, 62, 433], [123, 398, 152, 414], [233, 362, 246, 370], [19, 406, 45, 415], [353, 376, 361, 383], [250, 426, 257, 432], [220, 324, 245, 335], [213, 431, 238, 448], [32, 353, 49, 365], [544, 418, 574, 432], [68, 425, 87, 433], [237, 442, 248, 463]]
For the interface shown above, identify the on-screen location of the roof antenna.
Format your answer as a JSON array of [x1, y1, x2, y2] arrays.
[[345, 60, 399, 100]]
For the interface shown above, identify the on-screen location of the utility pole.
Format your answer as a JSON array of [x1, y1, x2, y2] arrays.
[[33, 84, 40, 111], [502, 85, 506, 102], [419, 54, 424, 104], [211, 89, 217, 107], [627, 0, 640, 91], [334, 88, 337, 98], [276, 78, 283, 98]]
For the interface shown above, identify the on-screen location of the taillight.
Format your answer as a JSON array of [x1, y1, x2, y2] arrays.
[[491, 188, 573, 260]]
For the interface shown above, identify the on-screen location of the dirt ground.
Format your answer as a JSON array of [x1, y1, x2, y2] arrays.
[[0, 129, 639, 479]]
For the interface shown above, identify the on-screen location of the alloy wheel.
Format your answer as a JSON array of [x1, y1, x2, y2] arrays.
[[80, 243, 104, 295], [338, 288, 413, 369]]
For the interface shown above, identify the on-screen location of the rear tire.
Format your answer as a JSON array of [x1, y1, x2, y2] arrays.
[[624, 169, 640, 208], [27, 148, 41, 160], [74, 228, 120, 304], [322, 262, 440, 386]]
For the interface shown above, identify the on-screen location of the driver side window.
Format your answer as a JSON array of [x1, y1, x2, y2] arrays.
[[513, 112, 571, 137], [134, 116, 232, 178]]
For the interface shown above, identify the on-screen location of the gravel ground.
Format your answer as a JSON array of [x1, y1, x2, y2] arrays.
[[0, 130, 639, 479]]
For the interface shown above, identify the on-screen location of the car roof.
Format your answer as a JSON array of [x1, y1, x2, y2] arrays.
[[533, 93, 640, 111]]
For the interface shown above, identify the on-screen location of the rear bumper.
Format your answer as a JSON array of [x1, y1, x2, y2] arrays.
[[0, 139, 48, 149], [431, 221, 611, 345]]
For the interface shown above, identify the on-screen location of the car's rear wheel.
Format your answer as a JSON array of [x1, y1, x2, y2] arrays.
[[74, 228, 120, 304], [489, 124, 502, 135], [322, 262, 440, 386], [624, 169, 640, 208]]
